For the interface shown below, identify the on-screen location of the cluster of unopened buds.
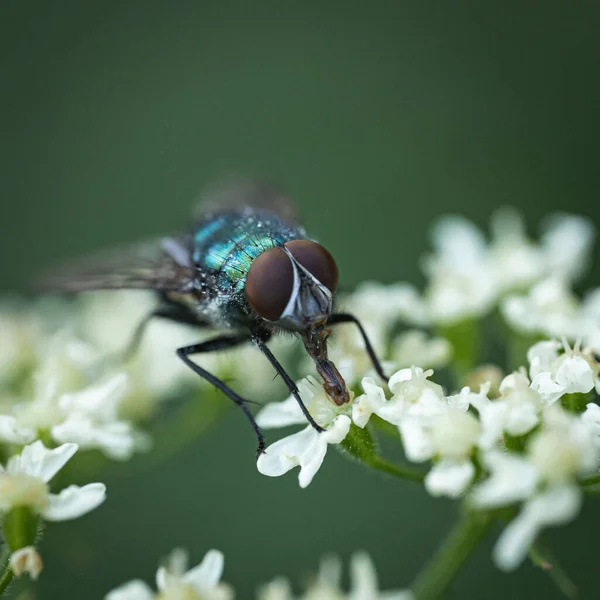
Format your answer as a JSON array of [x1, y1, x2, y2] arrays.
[[0, 207, 599, 598]]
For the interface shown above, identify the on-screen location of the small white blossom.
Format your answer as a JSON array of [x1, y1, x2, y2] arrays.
[[0, 441, 106, 521], [11, 371, 145, 461], [501, 278, 582, 339], [470, 372, 542, 449], [470, 451, 539, 509], [258, 553, 412, 600], [540, 214, 595, 282], [105, 548, 233, 600], [473, 405, 598, 570], [528, 339, 598, 405], [347, 552, 414, 600], [390, 330, 452, 371], [10, 546, 43, 580], [257, 416, 351, 488], [581, 403, 600, 447], [493, 485, 582, 572], [0, 415, 37, 445], [0, 303, 42, 385]]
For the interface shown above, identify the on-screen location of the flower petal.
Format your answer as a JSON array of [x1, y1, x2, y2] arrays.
[[554, 355, 595, 395], [425, 460, 475, 498], [349, 552, 379, 597], [0, 415, 36, 445], [59, 372, 128, 420], [257, 417, 350, 488], [105, 580, 155, 600], [530, 372, 564, 406], [7, 441, 78, 482], [255, 396, 304, 429], [471, 452, 539, 509], [52, 416, 138, 460], [493, 485, 581, 571], [184, 549, 224, 590], [42, 482, 106, 521], [352, 378, 386, 428], [400, 419, 434, 462]]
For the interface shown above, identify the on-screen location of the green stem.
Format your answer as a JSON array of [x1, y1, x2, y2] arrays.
[[411, 510, 493, 600], [366, 455, 425, 483], [580, 473, 600, 487], [529, 541, 578, 599], [0, 566, 13, 596]]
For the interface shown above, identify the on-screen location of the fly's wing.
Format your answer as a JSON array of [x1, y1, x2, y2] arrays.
[[36, 236, 196, 294], [193, 178, 300, 225]]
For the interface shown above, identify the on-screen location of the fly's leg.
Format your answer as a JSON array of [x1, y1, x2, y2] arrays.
[[176, 336, 268, 455], [252, 334, 324, 433], [121, 302, 207, 362], [327, 312, 389, 382]]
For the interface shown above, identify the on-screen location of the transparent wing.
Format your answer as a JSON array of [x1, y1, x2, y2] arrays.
[[193, 177, 300, 225], [36, 236, 196, 294]]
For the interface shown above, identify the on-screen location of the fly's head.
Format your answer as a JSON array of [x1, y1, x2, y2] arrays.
[[245, 239, 350, 406]]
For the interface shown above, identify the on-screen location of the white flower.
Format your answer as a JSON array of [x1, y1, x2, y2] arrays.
[[390, 330, 452, 371], [51, 373, 144, 460], [501, 278, 582, 339], [487, 207, 546, 291], [470, 451, 539, 509], [387, 371, 479, 498], [0, 302, 42, 384], [105, 548, 232, 600], [347, 552, 414, 600], [352, 367, 445, 431], [11, 370, 145, 461], [470, 372, 542, 449], [0, 415, 37, 445], [473, 405, 598, 570], [493, 485, 582, 571], [257, 578, 293, 600], [352, 377, 388, 429], [259, 553, 412, 600], [528, 339, 598, 405], [540, 214, 595, 282], [0, 441, 106, 521], [257, 416, 351, 488], [10, 546, 43, 580], [581, 403, 600, 447]]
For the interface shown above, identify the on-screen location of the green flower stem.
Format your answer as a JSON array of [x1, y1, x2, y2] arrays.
[[0, 566, 13, 596], [411, 510, 493, 600], [365, 455, 425, 483], [340, 424, 425, 483], [529, 542, 578, 599], [580, 473, 600, 487], [0, 547, 11, 596], [439, 319, 479, 384]]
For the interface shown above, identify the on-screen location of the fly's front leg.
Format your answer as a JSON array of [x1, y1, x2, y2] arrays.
[[253, 334, 324, 433], [327, 312, 389, 382], [176, 335, 268, 455]]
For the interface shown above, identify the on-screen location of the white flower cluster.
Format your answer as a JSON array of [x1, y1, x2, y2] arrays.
[[257, 337, 600, 571], [106, 548, 233, 600], [106, 549, 409, 600], [0, 440, 106, 579], [333, 209, 594, 333]]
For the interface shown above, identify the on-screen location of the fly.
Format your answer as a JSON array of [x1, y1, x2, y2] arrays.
[[38, 180, 388, 455]]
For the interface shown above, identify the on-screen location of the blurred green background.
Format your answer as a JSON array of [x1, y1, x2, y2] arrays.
[[2, 1, 600, 598]]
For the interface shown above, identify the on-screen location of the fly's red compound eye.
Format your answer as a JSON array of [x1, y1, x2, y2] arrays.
[[284, 240, 339, 294], [245, 247, 294, 321]]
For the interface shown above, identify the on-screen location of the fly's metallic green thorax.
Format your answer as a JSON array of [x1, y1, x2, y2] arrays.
[[193, 209, 307, 295]]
